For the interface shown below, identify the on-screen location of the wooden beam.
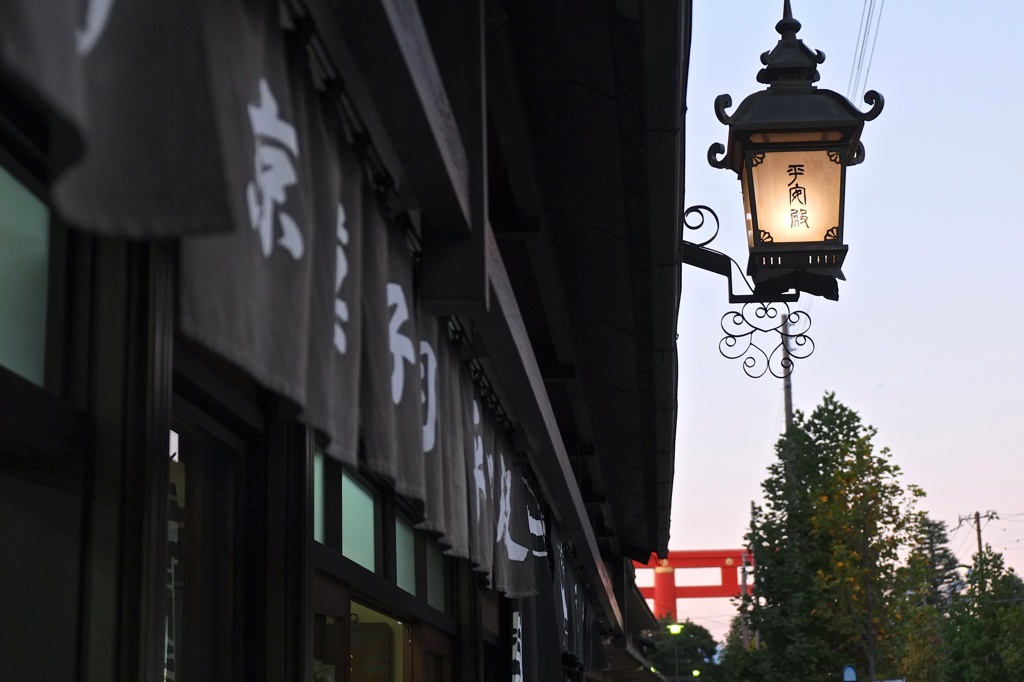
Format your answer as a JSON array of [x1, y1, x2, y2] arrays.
[[416, 0, 488, 311], [642, 0, 688, 558], [321, 0, 471, 235]]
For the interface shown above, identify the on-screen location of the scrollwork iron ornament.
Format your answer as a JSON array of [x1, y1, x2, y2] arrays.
[[720, 303, 813, 379], [681, 203, 814, 378], [681, 204, 721, 248]]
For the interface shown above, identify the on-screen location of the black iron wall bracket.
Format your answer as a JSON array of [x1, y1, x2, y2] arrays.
[[680, 204, 814, 378], [679, 205, 798, 305]]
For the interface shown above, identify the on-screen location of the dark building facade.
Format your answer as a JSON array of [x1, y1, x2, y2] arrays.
[[0, 0, 690, 680]]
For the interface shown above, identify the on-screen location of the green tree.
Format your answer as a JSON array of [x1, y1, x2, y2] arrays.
[[891, 514, 961, 680], [719, 615, 764, 682], [739, 394, 922, 682], [905, 515, 963, 606], [941, 547, 1024, 682], [648, 617, 723, 682]]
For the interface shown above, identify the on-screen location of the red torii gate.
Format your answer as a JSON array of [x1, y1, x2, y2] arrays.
[[633, 549, 754, 621]]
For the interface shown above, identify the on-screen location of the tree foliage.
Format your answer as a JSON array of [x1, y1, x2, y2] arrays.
[[890, 514, 961, 681], [718, 393, 1024, 682], [648, 617, 723, 682], [719, 615, 762, 682], [941, 548, 1024, 682], [905, 515, 963, 606], [727, 393, 922, 682]]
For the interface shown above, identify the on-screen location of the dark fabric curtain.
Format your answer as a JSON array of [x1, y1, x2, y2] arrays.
[[54, 0, 232, 235], [418, 310, 472, 556], [302, 112, 364, 467], [518, 560, 565, 681], [418, 310, 445, 534], [550, 524, 609, 673], [359, 190, 425, 504], [0, 0, 84, 170], [434, 328, 470, 559], [464, 372, 495, 579], [493, 440, 545, 598], [179, 16, 313, 405]]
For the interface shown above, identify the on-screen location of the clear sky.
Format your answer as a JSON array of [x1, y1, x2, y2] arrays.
[[664, 0, 1024, 642]]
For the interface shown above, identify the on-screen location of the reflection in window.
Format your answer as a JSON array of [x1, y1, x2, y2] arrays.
[[313, 614, 339, 682], [166, 431, 184, 681], [351, 602, 405, 681], [163, 427, 237, 679], [0, 163, 48, 385]]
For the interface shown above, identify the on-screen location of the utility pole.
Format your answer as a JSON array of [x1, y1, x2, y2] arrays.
[[975, 511, 983, 556], [958, 511, 998, 558], [782, 317, 793, 430], [740, 502, 754, 648]]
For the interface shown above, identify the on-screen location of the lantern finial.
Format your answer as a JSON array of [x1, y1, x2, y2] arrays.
[[777, 0, 800, 38], [757, 0, 824, 86]]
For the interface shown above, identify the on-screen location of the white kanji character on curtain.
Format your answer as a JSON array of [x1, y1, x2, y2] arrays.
[[78, 0, 115, 54], [496, 458, 529, 561], [473, 400, 488, 519], [333, 203, 350, 353], [386, 283, 416, 404], [420, 340, 438, 452], [247, 78, 304, 260]]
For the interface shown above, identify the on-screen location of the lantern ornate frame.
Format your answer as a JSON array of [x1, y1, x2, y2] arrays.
[[681, 0, 883, 376], [686, 0, 883, 303]]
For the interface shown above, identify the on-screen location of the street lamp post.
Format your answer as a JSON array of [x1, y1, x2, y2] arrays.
[[667, 622, 684, 681]]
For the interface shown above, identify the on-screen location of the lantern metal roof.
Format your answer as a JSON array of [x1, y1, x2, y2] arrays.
[[709, 0, 883, 177]]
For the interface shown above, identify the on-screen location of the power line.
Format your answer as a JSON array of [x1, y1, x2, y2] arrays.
[[949, 524, 974, 561], [861, 0, 887, 91], [848, 0, 874, 99], [996, 527, 1024, 536], [846, 0, 871, 97], [846, 0, 887, 101], [957, 511, 999, 557]]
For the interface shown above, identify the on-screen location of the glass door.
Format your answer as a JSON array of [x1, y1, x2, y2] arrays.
[[164, 415, 260, 682], [313, 576, 350, 682]]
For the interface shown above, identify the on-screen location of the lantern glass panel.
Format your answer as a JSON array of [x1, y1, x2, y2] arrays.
[[747, 149, 842, 245], [742, 165, 754, 248]]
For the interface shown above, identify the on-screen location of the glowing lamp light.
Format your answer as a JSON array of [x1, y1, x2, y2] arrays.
[[709, 0, 883, 301], [666, 622, 684, 635]]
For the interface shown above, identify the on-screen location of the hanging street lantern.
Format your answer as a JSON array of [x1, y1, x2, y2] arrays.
[[708, 0, 883, 301]]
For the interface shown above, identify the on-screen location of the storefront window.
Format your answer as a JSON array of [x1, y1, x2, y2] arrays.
[[351, 602, 407, 681], [341, 472, 376, 572], [0, 163, 48, 386], [313, 576, 349, 682], [164, 424, 245, 680], [425, 541, 446, 612], [314, 449, 326, 544], [395, 517, 416, 594]]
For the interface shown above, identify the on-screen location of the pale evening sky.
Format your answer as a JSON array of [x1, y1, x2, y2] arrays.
[[657, 0, 1024, 641]]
